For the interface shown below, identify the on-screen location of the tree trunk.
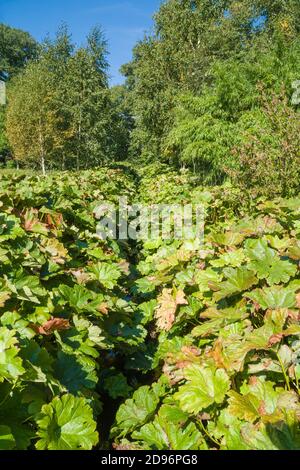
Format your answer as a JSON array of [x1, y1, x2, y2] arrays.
[[38, 121, 46, 176], [77, 90, 83, 171], [41, 155, 46, 176], [77, 116, 82, 171]]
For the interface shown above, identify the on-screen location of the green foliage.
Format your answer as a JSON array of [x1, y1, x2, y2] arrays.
[[174, 365, 230, 414], [36, 394, 98, 450], [164, 93, 236, 183], [110, 165, 300, 451], [3, 1, 300, 195], [112, 385, 160, 437], [0, 166, 136, 449], [164, 37, 300, 188], [5, 25, 127, 172], [0, 23, 38, 162], [0, 165, 300, 450], [1, 0, 300, 451], [109, 85, 134, 161], [122, 0, 300, 196], [6, 59, 64, 173], [0, 425, 15, 450], [229, 88, 300, 198], [0, 107, 8, 158], [0, 23, 38, 80]]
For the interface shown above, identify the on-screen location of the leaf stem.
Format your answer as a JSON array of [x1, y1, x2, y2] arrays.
[[276, 352, 291, 391], [294, 372, 300, 395], [199, 419, 220, 447], [0, 382, 16, 408]]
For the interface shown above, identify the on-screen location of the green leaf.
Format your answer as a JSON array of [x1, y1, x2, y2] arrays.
[[157, 404, 189, 423], [134, 277, 157, 294], [9, 272, 47, 304], [104, 372, 133, 399], [246, 286, 297, 309], [192, 305, 247, 337], [213, 410, 250, 450], [174, 364, 230, 414], [264, 422, 300, 450], [0, 327, 25, 382], [228, 378, 299, 424], [210, 249, 245, 268], [0, 425, 15, 450], [213, 267, 258, 301], [132, 418, 204, 450], [227, 390, 262, 423], [54, 351, 98, 394], [194, 268, 221, 294], [138, 299, 157, 324], [209, 231, 245, 247], [88, 262, 121, 289], [0, 386, 35, 449], [36, 394, 98, 450], [245, 239, 297, 285], [112, 386, 159, 436], [240, 422, 300, 450], [57, 284, 97, 311], [20, 339, 54, 383], [277, 345, 294, 369]]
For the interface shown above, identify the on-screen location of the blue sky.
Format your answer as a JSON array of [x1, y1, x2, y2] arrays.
[[0, 0, 162, 85]]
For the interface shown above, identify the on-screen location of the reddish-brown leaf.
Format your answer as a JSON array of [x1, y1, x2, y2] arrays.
[[45, 212, 63, 230], [32, 317, 70, 336], [268, 333, 283, 347], [97, 303, 109, 315], [249, 376, 259, 386], [258, 401, 266, 416], [181, 346, 201, 356], [22, 209, 48, 234]]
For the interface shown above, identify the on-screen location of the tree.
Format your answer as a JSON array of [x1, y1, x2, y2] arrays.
[[6, 25, 115, 172], [122, 0, 300, 163], [164, 93, 237, 183], [38, 25, 75, 170], [5, 26, 77, 173], [0, 24, 38, 164], [61, 27, 112, 169], [86, 26, 109, 80], [109, 85, 134, 161], [164, 33, 300, 184], [0, 24, 38, 80], [6, 60, 64, 174]]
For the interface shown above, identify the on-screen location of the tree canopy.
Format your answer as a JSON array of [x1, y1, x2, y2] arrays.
[[2, 0, 300, 196], [0, 23, 38, 80], [5, 26, 130, 172]]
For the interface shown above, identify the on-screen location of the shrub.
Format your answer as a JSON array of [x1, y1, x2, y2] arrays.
[[228, 87, 300, 198]]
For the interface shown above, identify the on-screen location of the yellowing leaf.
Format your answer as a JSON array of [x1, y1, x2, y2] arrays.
[[174, 364, 230, 414], [155, 289, 188, 331], [0, 291, 10, 308], [228, 391, 262, 422]]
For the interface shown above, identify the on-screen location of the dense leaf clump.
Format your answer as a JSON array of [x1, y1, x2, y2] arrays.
[[0, 165, 299, 450]]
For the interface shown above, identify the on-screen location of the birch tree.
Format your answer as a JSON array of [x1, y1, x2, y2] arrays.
[[6, 61, 62, 174]]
